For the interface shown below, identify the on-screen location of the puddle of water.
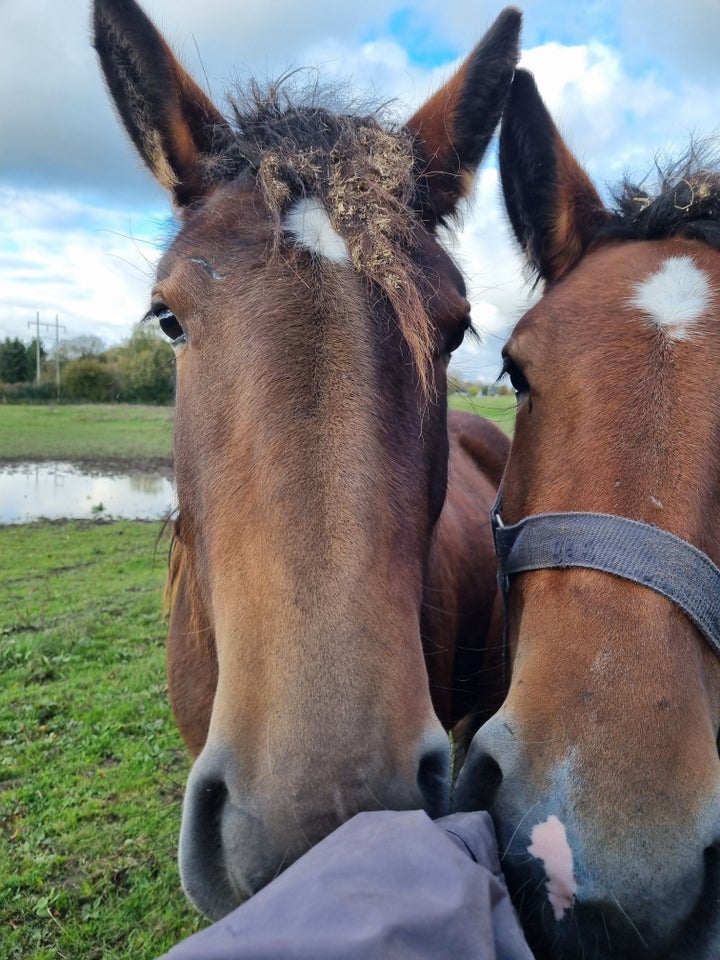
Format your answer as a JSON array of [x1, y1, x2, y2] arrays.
[[0, 462, 176, 524]]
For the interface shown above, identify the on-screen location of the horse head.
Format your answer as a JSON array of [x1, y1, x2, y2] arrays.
[[456, 68, 720, 959], [94, 0, 519, 919]]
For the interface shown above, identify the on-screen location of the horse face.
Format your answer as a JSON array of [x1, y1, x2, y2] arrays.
[[159, 187, 461, 915], [94, 0, 520, 918], [456, 70, 720, 959]]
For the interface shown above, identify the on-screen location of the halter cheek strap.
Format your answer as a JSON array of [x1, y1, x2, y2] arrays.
[[491, 489, 720, 660]]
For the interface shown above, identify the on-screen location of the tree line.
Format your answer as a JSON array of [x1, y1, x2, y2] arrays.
[[448, 372, 512, 397], [0, 327, 512, 405], [0, 327, 175, 404]]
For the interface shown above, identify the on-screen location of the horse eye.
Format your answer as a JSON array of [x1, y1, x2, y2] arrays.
[[153, 305, 186, 347], [445, 328, 466, 355], [444, 315, 472, 359], [500, 355, 530, 399]]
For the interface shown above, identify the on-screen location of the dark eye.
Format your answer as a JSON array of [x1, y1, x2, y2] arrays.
[[151, 304, 186, 347], [443, 315, 472, 359], [500, 354, 530, 400]]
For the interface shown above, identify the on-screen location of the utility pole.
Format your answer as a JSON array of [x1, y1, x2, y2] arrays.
[[28, 312, 41, 383], [54, 315, 65, 402], [28, 313, 66, 397]]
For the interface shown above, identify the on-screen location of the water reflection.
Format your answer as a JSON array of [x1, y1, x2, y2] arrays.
[[1, 462, 176, 523]]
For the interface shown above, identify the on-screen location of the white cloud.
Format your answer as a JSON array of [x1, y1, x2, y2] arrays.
[[447, 168, 538, 381], [3, 1, 720, 380], [618, 0, 720, 82], [0, 189, 163, 347], [519, 40, 720, 189]]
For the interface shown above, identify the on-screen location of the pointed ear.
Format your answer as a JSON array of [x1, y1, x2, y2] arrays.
[[93, 0, 231, 208], [499, 68, 611, 282], [405, 7, 521, 226]]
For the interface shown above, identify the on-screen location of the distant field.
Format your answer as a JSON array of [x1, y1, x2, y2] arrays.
[[0, 405, 173, 464], [0, 400, 512, 467], [449, 393, 516, 436], [0, 519, 205, 959], [0, 397, 515, 957]]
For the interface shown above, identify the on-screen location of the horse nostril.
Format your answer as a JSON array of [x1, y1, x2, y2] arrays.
[[703, 842, 720, 900], [669, 841, 720, 958], [417, 739, 451, 818], [454, 750, 503, 811], [180, 772, 228, 876], [195, 775, 227, 826]]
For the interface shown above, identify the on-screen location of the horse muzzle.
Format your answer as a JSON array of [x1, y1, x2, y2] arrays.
[[179, 728, 451, 919], [455, 711, 720, 960]]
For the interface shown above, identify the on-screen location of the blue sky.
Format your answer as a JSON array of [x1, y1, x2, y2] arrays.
[[2, 0, 720, 383], [365, 8, 461, 68]]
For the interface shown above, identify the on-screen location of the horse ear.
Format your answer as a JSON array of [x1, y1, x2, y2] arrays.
[[499, 68, 611, 282], [405, 7, 521, 226], [93, 0, 230, 208]]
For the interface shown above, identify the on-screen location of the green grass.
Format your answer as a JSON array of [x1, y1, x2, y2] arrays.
[[0, 406, 173, 463], [0, 520, 205, 959], [449, 392, 516, 436], [0, 398, 513, 957], [0, 400, 510, 468]]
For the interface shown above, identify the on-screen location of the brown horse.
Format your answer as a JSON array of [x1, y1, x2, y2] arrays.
[[93, 0, 517, 920], [456, 68, 720, 959]]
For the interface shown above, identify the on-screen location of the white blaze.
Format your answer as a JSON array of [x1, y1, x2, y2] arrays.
[[283, 196, 350, 263], [528, 815, 578, 921], [630, 255, 712, 340]]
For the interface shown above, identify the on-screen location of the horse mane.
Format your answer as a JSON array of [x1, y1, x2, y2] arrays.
[[599, 143, 720, 250], [163, 518, 212, 650], [200, 80, 437, 392]]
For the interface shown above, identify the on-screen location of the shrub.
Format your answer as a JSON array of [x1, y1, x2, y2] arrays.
[[62, 358, 115, 402], [0, 380, 58, 403]]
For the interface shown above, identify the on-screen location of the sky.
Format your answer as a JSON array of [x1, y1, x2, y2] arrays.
[[2, 0, 720, 383]]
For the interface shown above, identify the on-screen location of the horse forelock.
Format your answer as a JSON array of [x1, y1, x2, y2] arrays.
[[601, 144, 720, 249], [196, 82, 437, 394]]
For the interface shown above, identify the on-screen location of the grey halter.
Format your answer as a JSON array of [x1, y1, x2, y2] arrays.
[[491, 489, 720, 660]]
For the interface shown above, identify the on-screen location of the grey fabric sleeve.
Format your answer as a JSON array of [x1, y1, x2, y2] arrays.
[[159, 809, 533, 960]]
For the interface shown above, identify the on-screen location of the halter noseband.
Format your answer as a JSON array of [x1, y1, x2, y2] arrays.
[[491, 489, 720, 660]]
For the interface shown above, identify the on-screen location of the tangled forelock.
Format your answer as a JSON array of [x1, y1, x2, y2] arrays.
[[601, 142, 720, 250], [200, 81, 436, 393]]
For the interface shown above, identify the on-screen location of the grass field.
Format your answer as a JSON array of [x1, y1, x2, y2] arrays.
[[0, 405, 173, 464], [0, 397, 512, 468], [0, 398, 515, 957], [448, 393, 516, 436], [0, 520, 205, 959]]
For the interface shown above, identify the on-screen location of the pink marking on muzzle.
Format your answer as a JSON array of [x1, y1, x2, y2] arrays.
[[528, 814, 578, 920]]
